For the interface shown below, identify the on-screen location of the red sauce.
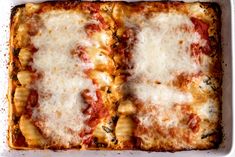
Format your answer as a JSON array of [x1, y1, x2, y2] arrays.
[[82, 3, 100, 14], [191, 17, 209, 41], [82, 3, 109, 30], [27, 90, 38, 108], [82, 135, 94, 145], [191, 43, 202, 57], [26, 15, 43, 36], [25, 90, 39, 116], [71, 45, 90, 63], [115, 27, 136, 68], [82, 90, 109, 121], [85, 23, 101, 36], [80, 89, 109, 145], [190, 17, 211, 56], [191, 43, 211, 57], [187, 113, 201, 133], [13, 131, 27, 147], [92, 13, 109, 30]]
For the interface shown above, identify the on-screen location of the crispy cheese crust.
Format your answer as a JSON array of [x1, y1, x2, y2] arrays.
[[8, 1, 222, 151]]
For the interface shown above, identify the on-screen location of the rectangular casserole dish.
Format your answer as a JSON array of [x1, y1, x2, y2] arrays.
[[0, 0, 234, 156]]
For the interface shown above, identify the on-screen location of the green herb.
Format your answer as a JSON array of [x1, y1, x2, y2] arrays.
[[203, 76, 217, 91], [201, 132, 216, 139], [102, 126, 112, 133], [93, 137, 107, 148]]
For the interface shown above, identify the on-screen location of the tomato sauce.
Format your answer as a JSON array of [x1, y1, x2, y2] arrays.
[[190, 17, 211, 56]]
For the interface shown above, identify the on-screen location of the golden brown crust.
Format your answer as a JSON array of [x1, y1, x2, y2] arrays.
[[8, 1, 222, 151]]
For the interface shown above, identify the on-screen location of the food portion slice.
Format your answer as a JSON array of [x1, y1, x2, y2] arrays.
[[9, 2, 116, 149], [30, 5, 116, 148], [112, 2, 221, 151]]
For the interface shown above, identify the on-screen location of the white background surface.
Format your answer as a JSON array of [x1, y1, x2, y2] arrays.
[[0, 0, 234, 156]]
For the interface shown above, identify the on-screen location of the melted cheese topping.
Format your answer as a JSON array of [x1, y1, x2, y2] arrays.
[[198, 99, 218, 121], [131, 13, 205, 83], [138, 105, 180, 127], [31, 11, 98, 147], [127, 82, 192, 127], [126, 82, 192, 106], [127, 13, 208, 130]]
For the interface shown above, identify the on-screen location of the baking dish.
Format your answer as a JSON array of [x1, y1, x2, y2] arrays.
[[0, 0, 234, 156]]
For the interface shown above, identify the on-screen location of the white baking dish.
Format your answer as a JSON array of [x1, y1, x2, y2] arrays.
[[0, 0, 234, 156]]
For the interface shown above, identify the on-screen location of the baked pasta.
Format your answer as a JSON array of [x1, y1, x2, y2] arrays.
[[8, 1, 222, 151]]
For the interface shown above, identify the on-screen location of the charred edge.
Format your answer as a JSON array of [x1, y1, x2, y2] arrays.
[[93, 137, 107, 148], [10, 4, 25, 25], [215, 128, 223, 149], [36, 0, 106, 7], [214, 1, 223, 149], [37, 0, 178, 9], [209, 2, 222, 16], [201, 132, 216, 139], [12, 48, 20, 57], [200, 1, 222, 149], [118, 0, 174, 5], [137, 146, 221, 153], [12, 114, 20, 124]]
